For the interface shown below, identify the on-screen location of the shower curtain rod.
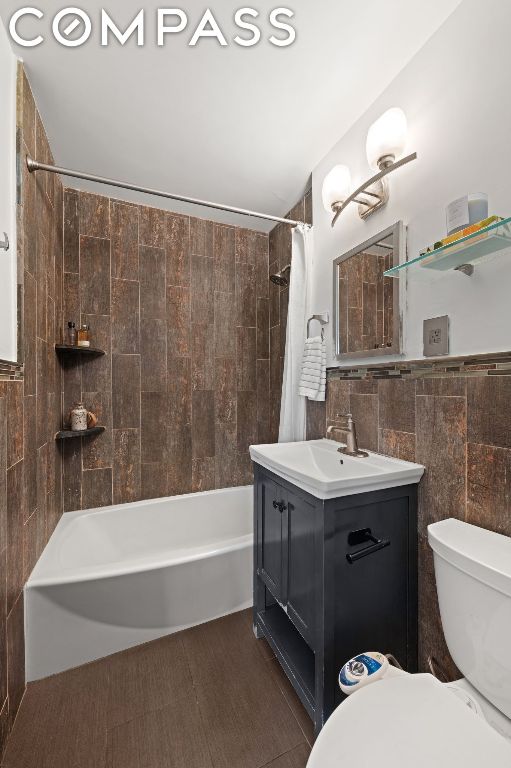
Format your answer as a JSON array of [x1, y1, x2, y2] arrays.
[[26, 156, 303, 228]]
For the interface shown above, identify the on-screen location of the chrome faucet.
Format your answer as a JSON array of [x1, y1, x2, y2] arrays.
[[326, 413, 369, 458]]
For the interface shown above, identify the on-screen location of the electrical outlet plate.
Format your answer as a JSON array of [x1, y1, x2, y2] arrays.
[[423, 315, 449, 357]]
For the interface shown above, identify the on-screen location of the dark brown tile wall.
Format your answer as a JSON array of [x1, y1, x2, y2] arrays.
[[321, 370, 511, 679], [268, 192, 313, 442], [61, 193, 271, 510], [1, 68, 65, 753], [338, 251, 393, 353]]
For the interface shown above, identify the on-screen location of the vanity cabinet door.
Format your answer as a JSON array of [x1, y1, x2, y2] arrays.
[[257, 477, 287, 604], [285, 488, 317, 648]]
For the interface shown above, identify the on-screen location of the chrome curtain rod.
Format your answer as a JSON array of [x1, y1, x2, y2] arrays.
[[26, 156, 302, 228]]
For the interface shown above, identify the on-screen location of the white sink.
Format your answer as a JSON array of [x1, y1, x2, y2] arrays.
[[249, 439, 424, 500]]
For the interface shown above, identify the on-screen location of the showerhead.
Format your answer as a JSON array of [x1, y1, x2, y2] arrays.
[[270, 264, 291, 287], [270, 273, 287, 286]]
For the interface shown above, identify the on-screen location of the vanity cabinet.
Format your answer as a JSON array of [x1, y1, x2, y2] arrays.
[[253, 464, 418, 736]]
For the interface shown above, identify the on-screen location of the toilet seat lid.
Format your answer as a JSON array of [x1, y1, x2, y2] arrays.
[[307, 674, 511, 768]]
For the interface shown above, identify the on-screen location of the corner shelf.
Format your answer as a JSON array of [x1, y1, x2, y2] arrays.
[[384, 216, 511, 278], [55, 427, 105, 441], [55, 344, 106, 356]]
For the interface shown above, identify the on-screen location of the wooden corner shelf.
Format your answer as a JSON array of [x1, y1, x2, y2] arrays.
[[55, 426, 105, 441], [55, 344, 106, 357]]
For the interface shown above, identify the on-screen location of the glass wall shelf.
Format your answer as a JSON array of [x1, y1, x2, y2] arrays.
[[384, 216, 511, 277]]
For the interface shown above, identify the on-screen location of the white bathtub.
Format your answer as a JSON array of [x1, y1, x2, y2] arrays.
[[25, 486, 253, 681]]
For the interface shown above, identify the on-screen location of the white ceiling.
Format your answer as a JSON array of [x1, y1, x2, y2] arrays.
[[2, 1, 462, 231]]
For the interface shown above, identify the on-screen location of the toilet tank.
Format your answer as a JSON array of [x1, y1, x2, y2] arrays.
[[428, 518, 511, 719]]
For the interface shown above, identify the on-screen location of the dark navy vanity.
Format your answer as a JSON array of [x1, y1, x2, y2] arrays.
[[252, 456, 420, 736]]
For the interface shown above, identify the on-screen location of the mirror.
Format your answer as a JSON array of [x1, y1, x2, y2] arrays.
[[0, 31, 18, 365], [333, 221, 404, 359]]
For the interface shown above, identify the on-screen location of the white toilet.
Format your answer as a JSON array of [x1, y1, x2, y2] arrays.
[[307, 518, 511, 767]]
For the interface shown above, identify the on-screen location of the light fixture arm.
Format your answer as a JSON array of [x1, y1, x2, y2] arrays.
[[331, 152, 417, 227]]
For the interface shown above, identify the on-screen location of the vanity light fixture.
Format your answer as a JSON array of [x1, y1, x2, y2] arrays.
[[322, 165, 352, 214], [323, 107, 417, 227]]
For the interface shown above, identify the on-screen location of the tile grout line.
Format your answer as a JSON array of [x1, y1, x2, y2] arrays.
[[262, 655, 314, 750]]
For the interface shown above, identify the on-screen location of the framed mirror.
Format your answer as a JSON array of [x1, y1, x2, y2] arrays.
[[333, 221, 404, 360]]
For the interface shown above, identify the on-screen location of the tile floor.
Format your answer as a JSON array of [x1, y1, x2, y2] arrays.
[[2, 609, 313, 768]]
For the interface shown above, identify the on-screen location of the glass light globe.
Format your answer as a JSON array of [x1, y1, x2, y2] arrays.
[[366, 107, 407, 171], [321, 164, 351, 214]]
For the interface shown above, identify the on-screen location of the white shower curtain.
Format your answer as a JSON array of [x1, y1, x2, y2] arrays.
[[278, 224, 313, 443]]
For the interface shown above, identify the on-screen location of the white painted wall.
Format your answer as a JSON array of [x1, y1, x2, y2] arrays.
[[0, 20, 17, 362], [0, 0, 461, 231], [311, 0, 511, 366]]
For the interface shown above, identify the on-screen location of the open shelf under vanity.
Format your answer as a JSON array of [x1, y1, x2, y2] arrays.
[[257, 603, 315, 719]]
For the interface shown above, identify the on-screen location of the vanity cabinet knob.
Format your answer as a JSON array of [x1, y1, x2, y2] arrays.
[[272, 500, 287, 513]]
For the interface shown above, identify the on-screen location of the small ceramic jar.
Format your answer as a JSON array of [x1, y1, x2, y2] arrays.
[[70, 403, 88, 431]]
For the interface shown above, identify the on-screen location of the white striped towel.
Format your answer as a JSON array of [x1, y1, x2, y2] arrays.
[[299, 336, 326, 401]]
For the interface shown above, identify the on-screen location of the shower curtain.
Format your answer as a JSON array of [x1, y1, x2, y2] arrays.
[[278, 223, 313, 443]]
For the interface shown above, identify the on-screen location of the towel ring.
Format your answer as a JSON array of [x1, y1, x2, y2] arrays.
[[307, 313, 329, 341]]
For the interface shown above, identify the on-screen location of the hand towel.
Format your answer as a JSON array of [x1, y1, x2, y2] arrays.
[[299, 335, 326, 401]]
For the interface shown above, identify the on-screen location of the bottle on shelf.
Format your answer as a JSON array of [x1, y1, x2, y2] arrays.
[[67, 321, 77, 346], [77, 324, 91, 348], [70, 403, 88, 431]]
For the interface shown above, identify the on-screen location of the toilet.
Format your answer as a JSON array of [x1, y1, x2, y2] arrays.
[[307, 518, 511, 767]]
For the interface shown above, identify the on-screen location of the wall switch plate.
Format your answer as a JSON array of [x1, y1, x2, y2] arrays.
[[423, 315, 449, 356]]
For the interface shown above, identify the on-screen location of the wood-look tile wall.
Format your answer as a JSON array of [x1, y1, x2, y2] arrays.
[[61, 191, 271, 510], [338, 251, 394, 353], [319, 372, 511, 678], [0, 68, 65, 753], [268, 192, 313, 442]]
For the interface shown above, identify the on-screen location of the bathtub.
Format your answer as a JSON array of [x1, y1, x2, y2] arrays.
[[25, 486, 253, 681]]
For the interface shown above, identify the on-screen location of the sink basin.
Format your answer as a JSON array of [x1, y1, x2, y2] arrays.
[[249, 439, 424, 500]]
